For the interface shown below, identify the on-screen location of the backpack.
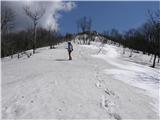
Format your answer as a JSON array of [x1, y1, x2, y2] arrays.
[[68, 43, 73, 51], [70, 44, 73, 51]]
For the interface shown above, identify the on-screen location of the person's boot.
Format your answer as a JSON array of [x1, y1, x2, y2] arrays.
[[69, 57, 72, 60]]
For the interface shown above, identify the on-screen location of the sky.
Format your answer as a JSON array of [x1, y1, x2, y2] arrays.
[[2, 1, 159, 35], [59, 1, 159, 34]]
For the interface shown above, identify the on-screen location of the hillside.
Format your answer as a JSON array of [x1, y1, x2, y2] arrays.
[[1, 41, 160, 119]]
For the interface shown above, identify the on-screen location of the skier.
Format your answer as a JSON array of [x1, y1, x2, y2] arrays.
[[67, 42, 73, 60]]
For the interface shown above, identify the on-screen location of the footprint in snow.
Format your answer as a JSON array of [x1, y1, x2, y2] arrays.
[[3, 103, 26, 118], [101, 95, 116, 113], [21, 96, 24, 98], [95, 81, 102, 88], [111, 112, 122, 120], [104, 88, 120, 100], [104, 88, 115, 96]]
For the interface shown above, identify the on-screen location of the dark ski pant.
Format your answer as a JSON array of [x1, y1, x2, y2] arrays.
[[68, 50, 72, 60]]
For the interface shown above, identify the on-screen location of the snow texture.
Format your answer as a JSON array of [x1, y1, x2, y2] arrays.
[[1, 42, 160, 119]]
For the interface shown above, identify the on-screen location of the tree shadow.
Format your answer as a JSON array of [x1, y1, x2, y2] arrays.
[[55, 59, 69, 61]]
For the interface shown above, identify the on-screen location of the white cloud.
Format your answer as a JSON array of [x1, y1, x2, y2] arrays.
[[39, 1, 76, 31], [2, 1, 76, 31]]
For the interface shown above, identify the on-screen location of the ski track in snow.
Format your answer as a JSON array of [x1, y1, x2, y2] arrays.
[[1, 42, 159, 119]]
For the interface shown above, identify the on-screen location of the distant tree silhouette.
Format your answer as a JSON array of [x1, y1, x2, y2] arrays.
[[147, 10, 160, 68], [1, 6, 15, 57], [76, 16, 92, 44]]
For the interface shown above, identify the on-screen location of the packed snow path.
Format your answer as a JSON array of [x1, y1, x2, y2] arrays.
[[2, 43, 159, 119]]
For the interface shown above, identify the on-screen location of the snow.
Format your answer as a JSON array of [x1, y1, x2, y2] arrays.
[[1, 41, 160, 119], [92, 44, 159, 97], [92, 43, 160, 115]]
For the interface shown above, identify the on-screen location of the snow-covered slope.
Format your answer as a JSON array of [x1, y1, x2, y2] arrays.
[[1, 42, 160, 119]]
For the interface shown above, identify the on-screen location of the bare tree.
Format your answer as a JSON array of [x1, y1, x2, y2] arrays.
[[1, 6, 15, 33], [47, 24, 57, 49], [124, 29, 137, 57], [1, 6, 15, 57], [76, 16, 92, 44], [24, 6, 45, 54], [147, 10, 160, 68], [77, 16, 92, 33]]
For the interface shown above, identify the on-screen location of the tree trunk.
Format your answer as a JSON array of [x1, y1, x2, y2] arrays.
[[33, 21, 37, 54], [157, 57, 160, 63], [123, 47, 125, 54], [11, 49, 14, 59], [152, 54, 156, 68], [18, 53, 20, 59]]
